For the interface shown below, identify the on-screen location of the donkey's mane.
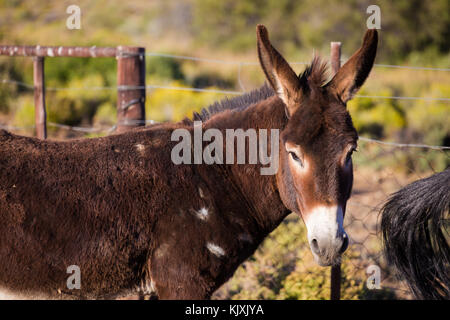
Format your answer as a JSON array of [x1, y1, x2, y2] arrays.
[[187, 83, 275, 123], [300, 56, 330, 88], [185, 56, 330, 123]]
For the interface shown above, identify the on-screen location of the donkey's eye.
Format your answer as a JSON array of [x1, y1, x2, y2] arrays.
[[346, 148, 357, 164], [289, 152, 303, 166]]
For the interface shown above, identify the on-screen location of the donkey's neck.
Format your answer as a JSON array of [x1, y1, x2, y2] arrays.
[[204, 95, 290, 235]]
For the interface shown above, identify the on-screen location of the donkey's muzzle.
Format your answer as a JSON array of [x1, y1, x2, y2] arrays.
[[309, 231, 348, 266], [304, 205, 348, 266]]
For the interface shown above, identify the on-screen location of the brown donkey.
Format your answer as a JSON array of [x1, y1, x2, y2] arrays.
[[0, 25, 377, 299]]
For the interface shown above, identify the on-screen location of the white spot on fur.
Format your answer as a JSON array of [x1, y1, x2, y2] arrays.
[[155, 243, 169, 258], [135, 143, 145, 154], [196, 207, 209, 220], [198, 187, 205, 198], [206, 243, 225, 257]]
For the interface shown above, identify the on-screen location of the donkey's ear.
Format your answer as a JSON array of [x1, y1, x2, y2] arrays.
[[257, 24, 301, 116], [329, 29, 378, 103]]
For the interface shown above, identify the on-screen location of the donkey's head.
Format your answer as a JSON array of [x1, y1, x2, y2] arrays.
[[257, 25, 377, 266]]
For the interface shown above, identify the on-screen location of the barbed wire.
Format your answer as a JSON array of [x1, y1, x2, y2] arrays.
[[0, 120, 156, 133], [145, 84, 241, 95], [3, 48, 446, 71], [2, 78, 450, 102], [355, 95, 450, 102], [145, 51, 450, 72], [1, 78, 34, 89], [372, 63, 450, 72], [358, 137, 450, 150], [1, 120, 449, 153], [146, 52, 308, 66], [1, 50, 447, 301]]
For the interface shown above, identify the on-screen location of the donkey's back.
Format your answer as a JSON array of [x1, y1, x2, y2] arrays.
[[0, 127, 177, 299]]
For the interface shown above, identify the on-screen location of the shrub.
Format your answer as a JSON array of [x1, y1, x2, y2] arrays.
[[146, 81, 226, 122], [147, 57, 185, 82], [47, 73, 114, 126], [12, 95, 35, 134], [348, 89, 407, 139], [214, 215, 396, 300], [93, 102, 116, 126]]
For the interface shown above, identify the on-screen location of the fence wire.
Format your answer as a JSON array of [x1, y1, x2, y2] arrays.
[[0, 50, 449, 300], [147, 51, 450, 72], [343, 141, 449, 299], [2, 78, 450, 102]]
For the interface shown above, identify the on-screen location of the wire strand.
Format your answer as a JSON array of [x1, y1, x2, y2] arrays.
[[146, 52, 449, 71], [2, 79, 450, 101], [358, 137, 450, 150], [1, 121, 449, 151]]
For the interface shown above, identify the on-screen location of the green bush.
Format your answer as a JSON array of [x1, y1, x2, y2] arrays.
[[348, 89, 407, 139], [0, 58, 29, 114], [407, 83, 450, 146], [47, 73, 114, 125], [0, 84, 12, 114], [214, 215, 396, 300], [45, 57, 116, 88], [93, 102, 116, 126], [12, 95, 35, 134], [146, 81, 226, 122], [147, 57, 185, 82]]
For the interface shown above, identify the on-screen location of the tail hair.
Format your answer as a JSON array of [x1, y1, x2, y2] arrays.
[[381, 168, 450, 300]]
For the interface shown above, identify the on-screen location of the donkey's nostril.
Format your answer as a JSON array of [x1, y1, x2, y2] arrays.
[[339, 234, 349, 254], [311, 239, 320, 255]]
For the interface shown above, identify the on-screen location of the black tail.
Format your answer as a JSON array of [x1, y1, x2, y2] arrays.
[[381, 168, 450, 300]]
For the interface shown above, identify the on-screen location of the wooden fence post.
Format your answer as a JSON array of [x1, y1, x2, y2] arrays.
[[330, 41, 342, 301], [33, 56, 47, 139], [330, 42, 341, 76], [116, 46, 146, 133]]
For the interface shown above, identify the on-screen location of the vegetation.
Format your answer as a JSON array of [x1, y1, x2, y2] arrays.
[[213, 215, 396, 300]]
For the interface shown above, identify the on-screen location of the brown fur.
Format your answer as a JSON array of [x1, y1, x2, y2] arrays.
[[0, 25, 377, 299]]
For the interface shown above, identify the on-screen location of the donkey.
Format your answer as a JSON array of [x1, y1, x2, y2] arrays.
[[0, 25, 377, 299]]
